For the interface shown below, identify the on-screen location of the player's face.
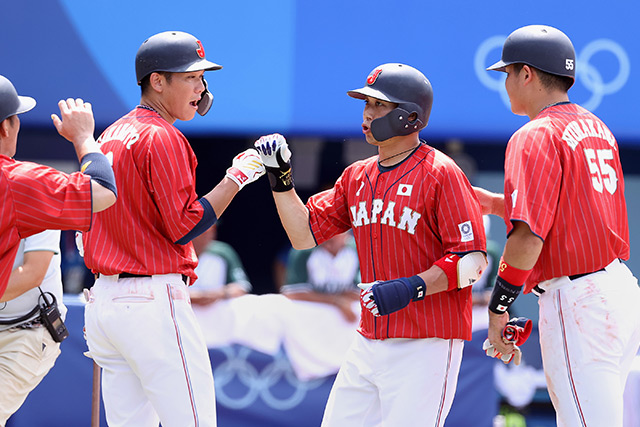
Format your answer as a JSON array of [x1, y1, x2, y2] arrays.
[[361, 96, 396, 145], [504, 65, 526, 116], [162, 71, 206, 122]]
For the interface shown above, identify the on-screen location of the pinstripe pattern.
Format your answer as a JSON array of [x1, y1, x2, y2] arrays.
[[0, 156, 92, 295], [504, 103, 629, 292], [166, 284, 199, 426], [308, 143, 486, 340], [434, 340, 454, 427], [83, 108, 203, 282], [556, 291, 587, 426]]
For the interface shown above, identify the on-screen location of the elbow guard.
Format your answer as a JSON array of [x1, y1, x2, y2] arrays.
[[80, 152, 117, 197], [434, 252, 488, 291]]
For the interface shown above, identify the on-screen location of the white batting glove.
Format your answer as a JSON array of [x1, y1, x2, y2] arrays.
[[482, 339, 522, 366], [225, 148, 266, 190], [357, 282, 380, 316], [75, 231, 84, 257], [254, 133, 294, 192]]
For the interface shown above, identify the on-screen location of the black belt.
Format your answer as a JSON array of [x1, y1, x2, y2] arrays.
[[568, 268, 605, 281], [533, 267, 606, 296], [96, 272, 189, 284]]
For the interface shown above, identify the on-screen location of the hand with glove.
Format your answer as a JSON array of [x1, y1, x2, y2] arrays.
[[254, 133, 294, 192], [483, 316, 532, 366], [225, 148, 265, 190], [357, 276, 426, 316]]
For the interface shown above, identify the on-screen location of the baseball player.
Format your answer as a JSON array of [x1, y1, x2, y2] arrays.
[[478, 25, 640, 426], [81, 31, 265, 427], [0, 230, 64, 425], [255, 63, 487, 426], [0, 75, 117, 298], [189, 223, 252, 306], [282, 231, 361, 323]]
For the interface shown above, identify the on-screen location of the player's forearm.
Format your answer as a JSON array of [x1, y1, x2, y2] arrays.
[[416, 266, 449, 296], [73, 137, 103, 163], [202, 178, 240, 217], [1, 266, 46, 302], [502, 222, 544, 270], [473, 186, 505, 218], [272, 190, 316, 250]]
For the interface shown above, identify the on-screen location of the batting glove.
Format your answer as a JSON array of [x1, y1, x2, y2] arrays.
[[254, 133, 294, 192], [482, 339, 522, 366], [357, 276, 426, 317], [502, 317, 532, 346], [225, 148, 266, 191], [482, 316, 532, 366]]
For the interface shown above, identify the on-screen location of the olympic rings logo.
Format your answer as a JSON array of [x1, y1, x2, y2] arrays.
[[475, 36, 630, 111], [212, 346, 327, 410]]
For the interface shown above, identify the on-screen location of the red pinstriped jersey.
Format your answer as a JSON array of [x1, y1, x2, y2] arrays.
[[307, 143, 486, 340], [504, 103, 629, 292], [0, 156, 92, 296], [82, 108, 204, 282]]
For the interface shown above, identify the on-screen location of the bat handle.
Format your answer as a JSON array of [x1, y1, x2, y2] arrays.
[[91, 360, 101, 427]]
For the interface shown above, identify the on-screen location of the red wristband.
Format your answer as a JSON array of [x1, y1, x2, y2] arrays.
[[433, 254, 461, 291], [497, 258, 532, 286]]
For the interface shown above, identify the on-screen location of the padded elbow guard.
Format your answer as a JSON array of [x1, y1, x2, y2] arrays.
[[80, 152, 117, 196], [433, 252, 487, 291]]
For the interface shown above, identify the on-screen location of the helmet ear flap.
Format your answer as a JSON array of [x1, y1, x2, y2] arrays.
[[197, 78, 213, 116]]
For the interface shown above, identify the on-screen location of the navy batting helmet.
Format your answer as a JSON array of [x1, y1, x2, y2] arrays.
[[487, 25, 576, 85], [0, 75, 36, 123], [135, 31, 222, 85], [347, 63, 433, 142]]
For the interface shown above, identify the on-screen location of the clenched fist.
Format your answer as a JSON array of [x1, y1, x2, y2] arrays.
[[254, 133, 294, 192], [225, 148, 266, 190]]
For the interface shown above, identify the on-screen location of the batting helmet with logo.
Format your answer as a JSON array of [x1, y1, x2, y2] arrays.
[[135, 31, 222, 85], [0, 75, 36, 122], [487, 25, 576, 85], [347, 63, 433, 142]]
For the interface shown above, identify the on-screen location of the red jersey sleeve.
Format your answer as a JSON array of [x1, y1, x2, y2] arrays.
[[5, 161, 93, 236], [308, 165, 359, 245]]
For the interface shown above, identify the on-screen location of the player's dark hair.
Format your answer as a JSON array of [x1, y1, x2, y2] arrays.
[[140, 72, 173, 95], [512, 63, 573, 92]]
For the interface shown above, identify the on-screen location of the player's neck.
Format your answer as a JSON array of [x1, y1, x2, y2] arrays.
[[377, 137, 421, 167], [529, 92, 570, 120], [139, 97, 176, 125]]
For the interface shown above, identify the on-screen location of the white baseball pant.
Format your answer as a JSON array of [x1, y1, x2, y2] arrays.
[[84, 274, 217, 427], [537, 259, 640, 427], [321, 333, 464, 427]]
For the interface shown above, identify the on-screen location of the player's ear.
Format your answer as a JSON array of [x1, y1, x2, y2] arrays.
[[149, 72, 164, 93], [521, 65, 534, 84], [0, 117, 10, 138]]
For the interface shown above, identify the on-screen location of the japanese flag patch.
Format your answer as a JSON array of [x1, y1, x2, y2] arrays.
[[458, 221, 474, 242], [397, 184, 413, 196]]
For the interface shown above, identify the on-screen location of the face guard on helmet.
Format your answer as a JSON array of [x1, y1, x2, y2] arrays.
[[347, 63, 433, 142], [135, 31, 222, 116], [487, 25, 576, 87]]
